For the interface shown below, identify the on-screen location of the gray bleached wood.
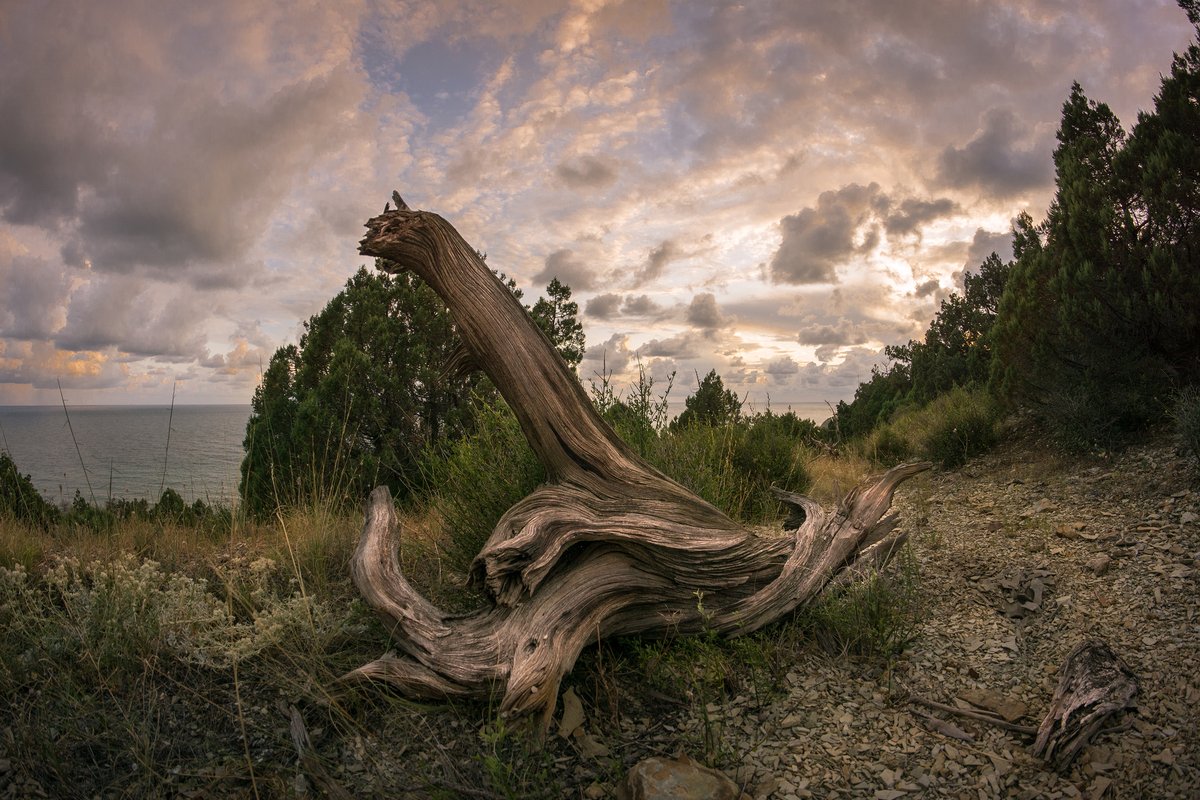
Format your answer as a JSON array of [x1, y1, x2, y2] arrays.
[[1032, 639, 1138, 770], [345, 200, 930, 728]]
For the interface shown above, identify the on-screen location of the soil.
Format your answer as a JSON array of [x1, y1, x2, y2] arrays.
[[2, 431, 1196, 799], [347, 430, 1199, 799]]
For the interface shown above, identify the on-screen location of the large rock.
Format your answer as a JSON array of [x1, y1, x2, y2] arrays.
[[622, 754, 751, 800]]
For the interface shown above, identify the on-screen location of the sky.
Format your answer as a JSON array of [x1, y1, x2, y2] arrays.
[[0, 1, 1195, 408]]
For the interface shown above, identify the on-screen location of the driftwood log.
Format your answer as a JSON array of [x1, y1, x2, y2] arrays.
[[1032, 640, 1138, 770], [346, 196, 929, 728]]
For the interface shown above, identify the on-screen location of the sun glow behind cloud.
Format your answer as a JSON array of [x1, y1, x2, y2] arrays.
[[0, 0, 1194, 407]]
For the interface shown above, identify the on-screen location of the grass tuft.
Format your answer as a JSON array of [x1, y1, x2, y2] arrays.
[[857, 387, 1000, 469], [799, 548, 923, 660]]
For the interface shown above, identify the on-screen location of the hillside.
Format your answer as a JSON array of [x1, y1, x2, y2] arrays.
[[1, 432, 1196, 798]]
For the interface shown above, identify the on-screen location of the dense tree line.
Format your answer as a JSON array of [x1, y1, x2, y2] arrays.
[[839, 4, 1200, 448], [239, 264, 584, 516], [991, 31, 1200, 446], [241, 6, 1199, 519]]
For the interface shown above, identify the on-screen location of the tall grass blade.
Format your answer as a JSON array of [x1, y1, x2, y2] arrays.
[[159, 379, 177, 497], [58, 378, 96, 506]]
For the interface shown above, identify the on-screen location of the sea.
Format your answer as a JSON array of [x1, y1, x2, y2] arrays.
[[0, 400, 836, 509], [0, 405, 251, 507]]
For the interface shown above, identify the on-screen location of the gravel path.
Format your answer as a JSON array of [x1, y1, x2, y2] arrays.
[[625, 434, 1200, 800], [317, 434, 1197, 799]]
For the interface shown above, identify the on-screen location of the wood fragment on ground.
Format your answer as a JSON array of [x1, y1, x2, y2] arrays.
[[1031, 639, 1138, 771]]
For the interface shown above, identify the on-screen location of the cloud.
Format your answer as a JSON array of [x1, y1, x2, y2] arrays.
[[55, 276, 211, 361], [622, 294, 662, 316], [796, 318, 869, 347], [0, 250, 71, 340], [964, 227, 1014, 268], [764, 355, 799, 383], [913, 279, 941, 298], [797, 346, 888, 391], [937, 108, 1052, 197], [0, 0, 1190, 403], [686, 292, 728, 334], [639, 332, 702, 359], [556, 154, 618, 189], [769, 183, 884, 284], [585, 292, 623, 319], [533, 248, 598, 291], [883, 197, 959, 236], [0, 340, 130, 391], [633, 239, 681, 286], [581, 332, 634, 375], [0, 4, 363, 290], [67, 71, 358, 288], [199, 336, 270, 378]]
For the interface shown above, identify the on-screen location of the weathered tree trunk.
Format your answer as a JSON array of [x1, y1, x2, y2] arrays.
[[1032, 640, 1138, 770], [346, 198, 929, 728]]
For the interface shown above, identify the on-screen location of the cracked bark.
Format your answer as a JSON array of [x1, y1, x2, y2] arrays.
[[345, 199, 929, 728]]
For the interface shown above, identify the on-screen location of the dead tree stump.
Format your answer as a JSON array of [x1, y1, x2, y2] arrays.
[[345, 197, 929, 728], [1032, 640, 1138, 770]]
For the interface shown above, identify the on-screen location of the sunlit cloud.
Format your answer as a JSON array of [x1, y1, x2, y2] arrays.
[[0, 0, 1193, 405]]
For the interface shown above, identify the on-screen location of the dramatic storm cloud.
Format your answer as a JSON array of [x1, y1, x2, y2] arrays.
[[0, 0, 1193, 405]]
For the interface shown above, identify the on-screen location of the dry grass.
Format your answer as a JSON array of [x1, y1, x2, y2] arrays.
[[0, 441, 928, 798], [804, 451, 874, 505], [0, 517, 44, 572]]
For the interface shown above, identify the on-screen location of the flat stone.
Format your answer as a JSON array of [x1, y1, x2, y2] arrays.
[[559, 687, 585, 739], [958, 688, 1027, 722], [1022, 498, 1056, 517], [623, 754, 750, 800]]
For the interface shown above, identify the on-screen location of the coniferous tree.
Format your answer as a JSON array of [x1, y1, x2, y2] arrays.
[[991, 8, 1200, 447], [673, 369, 742, 429], [240, 266, 471, 514], [240, 265, 585, 515], [1118, 22, 1200, 384], [531, 277, 586, 368], [900, 253, 1011, 404]]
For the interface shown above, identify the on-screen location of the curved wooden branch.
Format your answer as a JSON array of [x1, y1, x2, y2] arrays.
[[347, 202, 930, 726]]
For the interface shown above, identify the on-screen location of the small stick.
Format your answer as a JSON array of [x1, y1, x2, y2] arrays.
[[909, 693, 1039, 736]]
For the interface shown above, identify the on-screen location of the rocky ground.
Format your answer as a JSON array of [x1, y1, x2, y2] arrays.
[[661, 432, 1200, 800], [2, 433, 1195, 799], [316, 431, 1199, 799]]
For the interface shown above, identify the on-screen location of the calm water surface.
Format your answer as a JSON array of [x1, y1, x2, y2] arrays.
[[0, 405, 250, 506], [0, 400, 834, 507]]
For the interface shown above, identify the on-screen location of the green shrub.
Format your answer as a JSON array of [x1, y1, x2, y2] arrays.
[[863, 426, 914, 466], [0, 452, 59, 529], [652, 423, 756, 520], [591, 357, 674, 459], [1174, 385, 1200, 469], [419, 399, 545, 571], [921, 389, 1000, 469], [801, 550, 922, 659], [649, 419, 810, 524], [862, 387, 999, 470]]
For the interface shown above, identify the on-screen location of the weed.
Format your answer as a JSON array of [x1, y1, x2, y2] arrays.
[[418, 397, 544, 572], [803, 451, 873, 506], [858, 387, 999, 470], [1173, 385, 1200, 471], [864, 426, 914, 466], [475, 713, 562, 798], [799, 547, 923, 661]]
